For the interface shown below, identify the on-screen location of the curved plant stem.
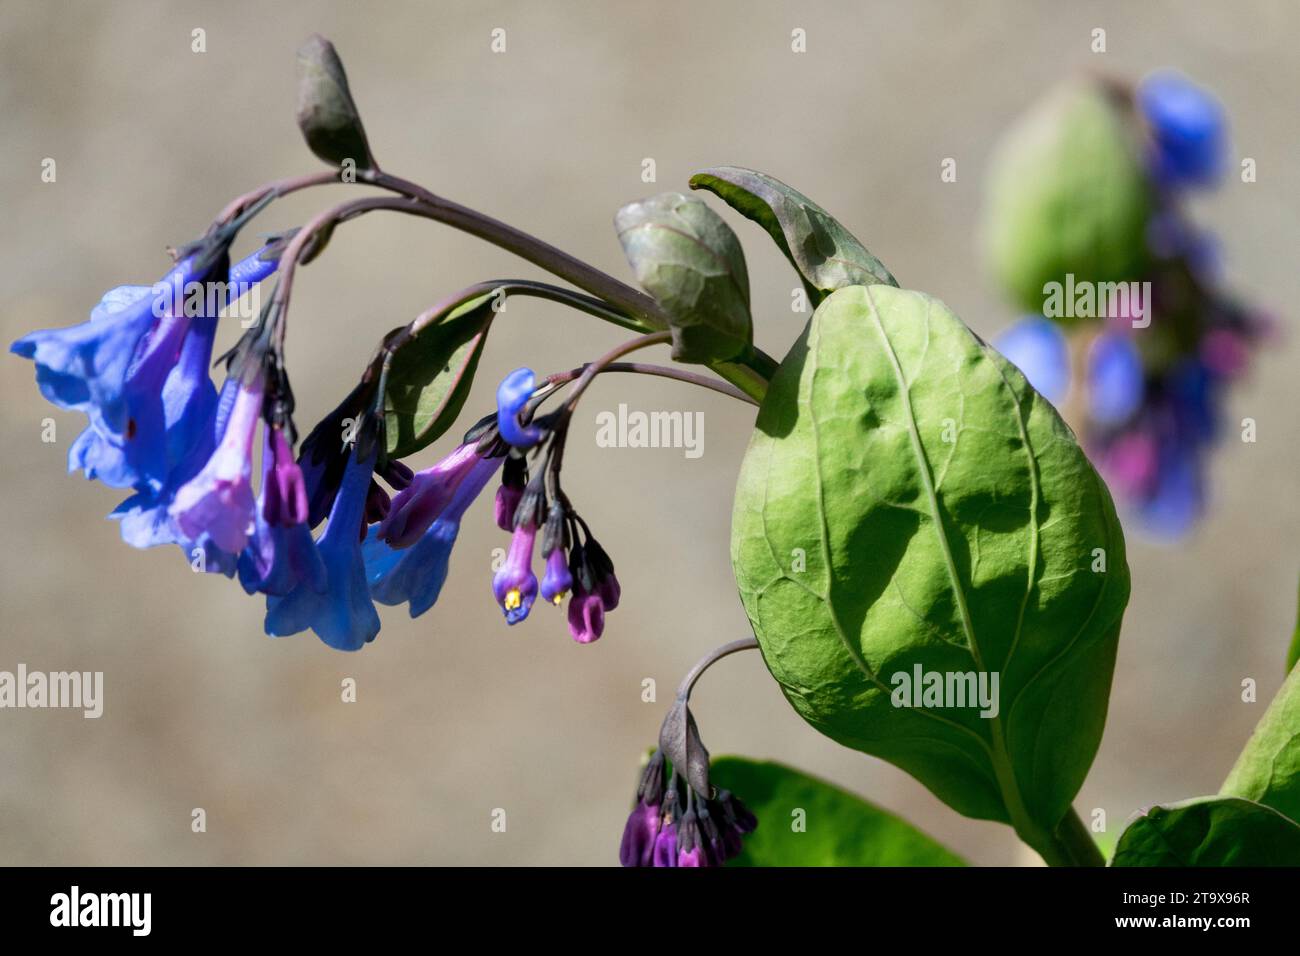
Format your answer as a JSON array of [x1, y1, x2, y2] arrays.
[[547, 362, 757, 406], [677, 637, 761, 700], [212, 169, 345, 227], [562, 331, 673, 413], [236, 171, 777, 402]]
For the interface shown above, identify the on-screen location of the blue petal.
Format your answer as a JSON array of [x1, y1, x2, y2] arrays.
[[364, 520, 459, 617], [496, 367, 544, 448], [264, 446, 380, 651], [1087, 333, 1145, 426], [1137, 70, 1226, 189], [992, 317, 1070, 404], [1137, 445, 1203, 540]]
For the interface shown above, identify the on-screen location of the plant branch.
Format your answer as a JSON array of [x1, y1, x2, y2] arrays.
[[547, 362, 757, 405], [677, 637, 761, 700]]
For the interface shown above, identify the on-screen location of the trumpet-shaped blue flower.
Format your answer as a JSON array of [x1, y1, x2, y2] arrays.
[[378, 441, 481, 548], [239, 428, 326, 596], [170, 372, 265, 553], [264, 441, 381, 651], [364, 456, 501, 616], [13, 246, 279, 493]]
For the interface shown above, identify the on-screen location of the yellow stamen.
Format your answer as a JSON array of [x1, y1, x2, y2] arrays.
[[552, 592, 566, 606], [504, 589, 522, 611]]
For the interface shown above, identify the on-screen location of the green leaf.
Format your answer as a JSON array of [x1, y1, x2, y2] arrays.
[[689, 165, 896, 306], [296, 34, 378, 171], [383, 296, 494, 458], [614, 192, 753, 363], [1287, 574, 1300, 672], [710, 756, 965, 866], [730, 285, 1129, 855], [1111, 797, 1300, 866], [980, 80, 1150, 316], [1221, 666, 1300, 824]]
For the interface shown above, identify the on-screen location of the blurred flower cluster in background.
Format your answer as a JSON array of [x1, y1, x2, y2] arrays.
[[986, 71, 1273, 538]]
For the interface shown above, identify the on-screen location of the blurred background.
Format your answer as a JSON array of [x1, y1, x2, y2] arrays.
[[1, 0, 1296, 865]]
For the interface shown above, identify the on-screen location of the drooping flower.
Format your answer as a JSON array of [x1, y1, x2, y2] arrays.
[[297, 381, 375, 528], [11, 234, 277, 492], [378, 441, 482, 547], [32, 243, 276, 501], [238, 427, 326, 596], [495, 367, 545, 448], [364, 455, 502, 616], [565, 533, 619, 643], [491, 474, 545, 624], [538, 503, 572, 606], [170, 370, 266, 554], [264, 435, 381, 651], [620, 750, 757, 868]]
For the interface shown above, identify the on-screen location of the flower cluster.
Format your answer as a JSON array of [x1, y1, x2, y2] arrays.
[[485, 368, 621, 642], [994, 71, 1270, 538], [11, 33, 764, 865], [619, 750, 757, 867], [12, 238, 627, 653]]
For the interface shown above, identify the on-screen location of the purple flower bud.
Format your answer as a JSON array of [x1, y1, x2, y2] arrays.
[[618, 800, 662, 867], [540, 546, 573, 606], [566, 587, 605, 644], [263, 426, 309, 526], [651, 823, 679, 868], [380, 458, 414, 491], [597, 571, 621, 612], [364, 479, 391, 527], [492, 521, 539, 624], [494, 482, 524, 532]]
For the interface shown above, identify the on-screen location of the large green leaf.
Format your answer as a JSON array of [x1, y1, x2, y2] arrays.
[[615, 192, 753, 363], [689, 165, 895, 306], [710, 756, 965, 866], [1111, 797, 1300, 866], [980, 81, 1150, 315], [1221, 666, 1300, 824], [730, 285, 1129, 858], [383, 296, 493, 458]]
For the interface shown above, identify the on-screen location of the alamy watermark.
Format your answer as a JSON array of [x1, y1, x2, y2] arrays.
[[594, 403, 704, 459], [50, 886, 150, 936], [150, 279, 261, 324], [0, 664, 103, 718], [1042, 274, 1151, 328], [890, 664, 1000, 718]]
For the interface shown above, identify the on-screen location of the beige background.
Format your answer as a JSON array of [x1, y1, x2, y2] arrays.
[[1, 0, 1296, 865]]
